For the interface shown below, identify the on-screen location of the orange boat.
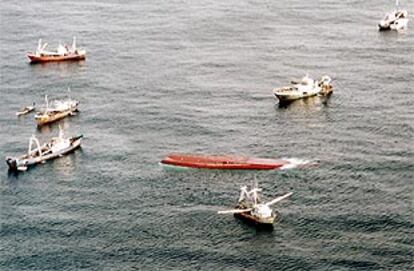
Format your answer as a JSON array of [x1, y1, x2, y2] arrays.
[[27, 37, 86, 64], [27, 53, 85, 63], [160, 153, 290, 170]]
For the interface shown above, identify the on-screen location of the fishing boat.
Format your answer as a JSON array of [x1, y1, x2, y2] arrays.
[[379, 0, 409, 31], [16, 103, 35, 116], [273, 75, 332, 103], [218, 184, 292, 228], [5, 127, 82, 172], [27, 37, 86, 63], [34, 95, 79, 126], [318, 76, 334, 96], [160, 153, 291, 170]]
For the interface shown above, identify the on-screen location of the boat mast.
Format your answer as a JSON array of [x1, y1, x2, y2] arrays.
[[28, 135, 42, 157], [37, 39, 42, 55], [72, 36, 76, 52], [238, 186, 249, 202], [252, 189, 258, 205], [58, 125, 64, 139], [45, 95, 49, 111]]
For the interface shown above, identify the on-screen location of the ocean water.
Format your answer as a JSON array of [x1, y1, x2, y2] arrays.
[[0, 0, 413, 270]]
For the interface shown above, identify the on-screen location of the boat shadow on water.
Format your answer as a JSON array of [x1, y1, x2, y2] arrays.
[[378, 29, 407, 43], [7, 169, 20, 179], [234, 211, 282, 232], [36, 117, 78, 134], [29, 60, 86, 78]]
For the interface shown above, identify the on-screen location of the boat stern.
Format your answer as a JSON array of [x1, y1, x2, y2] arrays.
[[5, 156, 18, 171]]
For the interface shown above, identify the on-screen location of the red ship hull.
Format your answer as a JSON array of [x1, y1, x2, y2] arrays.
[[161, 154, 289, 170], [27, 53, 85, 63]]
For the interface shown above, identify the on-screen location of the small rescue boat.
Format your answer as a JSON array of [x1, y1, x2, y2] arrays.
[[160, 153, 290, 170], [273, 75, 332, 103], [34, 95, 79, 126], [16, 103, 35, 116], [5, 127, 82, 172], [27, 37, 86, 63], [218, 184, 292, 229], [379, 0, 409, 31]]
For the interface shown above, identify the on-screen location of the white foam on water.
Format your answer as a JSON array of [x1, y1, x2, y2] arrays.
[[280, 158, 315, 170]]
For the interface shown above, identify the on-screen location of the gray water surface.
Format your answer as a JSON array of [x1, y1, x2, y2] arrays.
[[1, 0, 413, 270]]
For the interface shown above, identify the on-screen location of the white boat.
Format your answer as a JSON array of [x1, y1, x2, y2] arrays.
[[16, 103, 35, 116], [5, 127, 82, 172], [273, 75, 332, 103], [218, 184, 292, 228], [379, 0, 409, 31]]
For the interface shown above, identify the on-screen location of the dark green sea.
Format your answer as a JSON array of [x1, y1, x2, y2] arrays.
[[1, 0, 413, 270]]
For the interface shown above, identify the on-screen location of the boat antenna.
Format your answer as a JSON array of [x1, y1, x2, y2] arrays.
[[250, 179, 260, 205], [28, 134, 35, 155], [72, 36, 76, 51], [45, 95, 49, 110], [238, 186, 248, 202], [28, 134, 42, 157], [58, 125, 64, 139], [37, 39, 42, 53]]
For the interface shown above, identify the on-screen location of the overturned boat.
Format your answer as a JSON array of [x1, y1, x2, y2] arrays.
[[34, 95, 79, 126], [273, 75, 332, 103], [218, 184, 292, 228], [16, 103, 35, 116], [379, 0, 409, 31], [5, 127, 82, 172], [27, 37, 86, 63], [161, 153, 292, 170]]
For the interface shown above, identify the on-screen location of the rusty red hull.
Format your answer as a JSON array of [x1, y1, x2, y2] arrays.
[[161, 153, 288, 170], [27, 53, 85, 63]]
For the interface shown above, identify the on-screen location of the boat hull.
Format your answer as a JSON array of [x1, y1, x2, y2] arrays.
[[234, 211, 277, 229], [274, 90, 319, 103], [35, 108, 77, 126], [6, 137, 82, 171], [378, 24, 391, 31], [16, 107, 35, 116], [27, 53, 85, 63], [161, 154, 288, 170]]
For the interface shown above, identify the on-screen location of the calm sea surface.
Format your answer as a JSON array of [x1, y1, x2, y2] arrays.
[[1, 0, 413, 270]]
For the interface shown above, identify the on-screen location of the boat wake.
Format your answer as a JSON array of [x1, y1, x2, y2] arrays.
[[280, 158, 319, 170]]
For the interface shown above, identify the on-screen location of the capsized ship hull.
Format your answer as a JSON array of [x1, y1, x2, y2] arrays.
[[161, 153, 289, 170]]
